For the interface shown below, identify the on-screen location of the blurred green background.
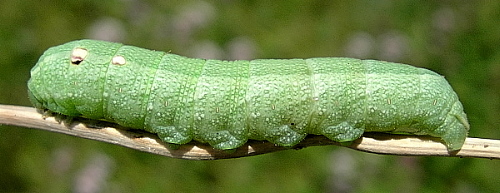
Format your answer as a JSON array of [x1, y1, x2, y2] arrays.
[[1, 1, 499, 192]]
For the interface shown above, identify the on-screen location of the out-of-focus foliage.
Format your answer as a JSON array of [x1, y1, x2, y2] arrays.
[[1, 1, 499, 192]]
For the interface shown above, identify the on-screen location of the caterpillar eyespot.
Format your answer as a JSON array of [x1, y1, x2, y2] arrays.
[[27, 39, 469, 151], [70, 48, 88, 65], [112, 56, 126, 66]]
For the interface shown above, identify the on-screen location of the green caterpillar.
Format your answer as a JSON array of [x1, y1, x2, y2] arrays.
[[28, 39, 469, 150]]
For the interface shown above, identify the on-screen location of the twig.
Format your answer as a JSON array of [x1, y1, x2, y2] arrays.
[[0, 104, 498, 160]]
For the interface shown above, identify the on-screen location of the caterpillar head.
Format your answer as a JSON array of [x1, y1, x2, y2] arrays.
[[28, 40, 122, 118]]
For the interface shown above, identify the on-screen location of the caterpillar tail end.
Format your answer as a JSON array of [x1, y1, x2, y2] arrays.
[[440, 112, 469, 151]]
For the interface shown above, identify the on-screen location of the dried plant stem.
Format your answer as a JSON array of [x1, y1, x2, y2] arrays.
[[1, 104, 498, 160]]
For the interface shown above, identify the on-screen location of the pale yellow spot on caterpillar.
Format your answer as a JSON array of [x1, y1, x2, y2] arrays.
[[433, 100, 437, 105], [112, 55, 126, 66], [272, 104, 276, 110], [387, 98, 392, 105], [70, 48, 88, 65], [216, 107, 220, 113]]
